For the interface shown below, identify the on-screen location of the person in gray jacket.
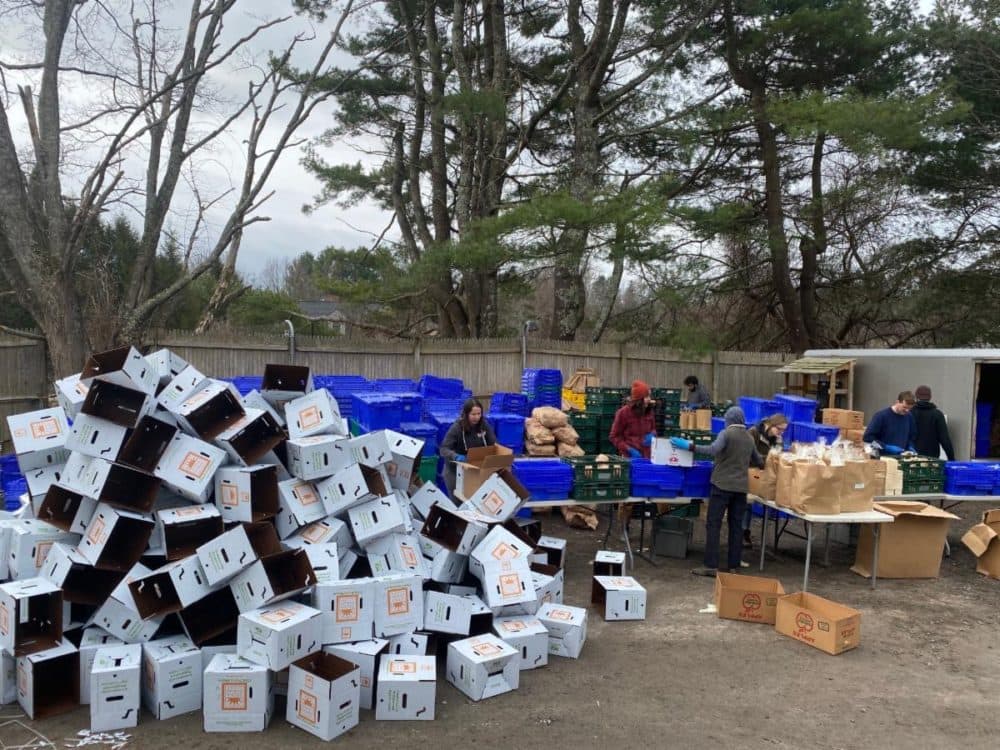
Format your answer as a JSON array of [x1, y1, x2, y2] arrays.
[[683, 375, 712, 409], [671, 406, 763, 577], [438, 398, 497, 499]]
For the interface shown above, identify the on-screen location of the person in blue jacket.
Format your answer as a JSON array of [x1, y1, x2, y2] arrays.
[[863, 391, 917, 455]]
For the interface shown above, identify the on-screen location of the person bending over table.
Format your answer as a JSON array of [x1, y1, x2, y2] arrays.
[[610, 380, 656, 459], [742, 412, 788, 548], [863, 391, 917, 455], [439, 398, 496, 499], [671, 406, 763, 577]]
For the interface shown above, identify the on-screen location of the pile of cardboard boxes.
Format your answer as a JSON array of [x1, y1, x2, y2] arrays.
[[0, 347, 619, 738]]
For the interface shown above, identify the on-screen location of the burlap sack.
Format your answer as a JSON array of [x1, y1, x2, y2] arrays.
[[840, 459, 877, 512], [525, 418, 556, 445], [561, 505, 599, 530], [789, 461, 841, 515], [532, 406, 568, 429], [552, 425, 580, 445], [557, 442, 585, 457], [526, 443, 557, 456], [749, 451, 780, 501]]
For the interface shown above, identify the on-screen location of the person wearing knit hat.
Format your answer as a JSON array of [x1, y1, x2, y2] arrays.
[[671, 405, 764, 576], [610, 380, 656, 459], [912, 385, 955, 460]]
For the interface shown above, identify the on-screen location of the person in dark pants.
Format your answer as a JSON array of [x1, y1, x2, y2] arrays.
[[439, 398, 497, 499], [671, 406, 763, 577], [912, 385, 955, 460]]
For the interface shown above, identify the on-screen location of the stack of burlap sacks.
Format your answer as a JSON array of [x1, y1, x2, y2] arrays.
[[524, 407, 585, 458], [749, 444, 902, 516]]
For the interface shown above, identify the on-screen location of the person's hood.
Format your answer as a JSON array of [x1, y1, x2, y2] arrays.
[[914, 400, 937, 410], [724, 406, 746, 426]]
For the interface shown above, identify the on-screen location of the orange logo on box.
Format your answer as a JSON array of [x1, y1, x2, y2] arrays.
[[501, 620, 525, 632], [389, 660, 416, 675], [33, 541, 53, 568], [386, 586, 410, 615], [336, 594, 360, 622], [301, 524, 328, 544], [179, 452, 211, 479], [482, 491, 505, 515], [471, 641, 502, 657], [795, 612, 814, 632], [549, 608, 573, 621], [221, 681, 248, 711], [742, 593, 762, 612], [220, 484, 240, 508], [87, 517, 107, 545], [173, 507, 204, 517], [341, 627, 353, 641], [297, 690, 318, 724], [610, 578, 633, 587], [261, 606, 298, 623], [30, 417, 62, 439], [304, 674, 314, 689], [0, 602, 8, 635], [499, 573, 523, 597], [491, 543, 517, 561], [385, 462, 398, 477], [298, 406, 322, 430], [293, 484, 319, 506], [400, 544, 419, 568]]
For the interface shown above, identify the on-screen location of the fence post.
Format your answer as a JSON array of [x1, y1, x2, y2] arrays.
[[413, 338, 422, 378]]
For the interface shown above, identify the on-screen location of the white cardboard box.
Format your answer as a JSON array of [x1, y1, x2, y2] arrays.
[[54, 374, 88, 419], [7, 519, 79, 580], [230, 549, 316, 613], [145, 348, 189, 390], [473, 560, 536, 611], [285, 389, 344, 440], [365, 532, 428, 579], [128, 556, 213, 618], [348, 495, 408, 547], [420, 504, 491, 555], [375, 654, 435, 720], [593, 550, 627, 577], [77, 504, 154, 572], [286, 652, 360, 740], [424, 591, 492, 636], [1, 649, 15, 704], [382, 430, 424, 491], [385, 632, 432, 656], [323, 638, 388, 711], [284, 515, 352, 552], [142, 635, 202, 720], [91, 563, 165, 643], [532, 568, 565, 610], [534, 535, 567, 569], [408, 481, 456, 520], [41, 541, 120, 607], [429, 547, 468, 585], [0, 577, 63, 656], [262, 364, 314, 406], [313, 577, 374, 645], [81, 345, 157, 395], [78, 627, 123, 704], [348, 431, 393, 468], [316, 463, 388, 516], [90, 643, 141, 731], [154, 433, 228, 503], [242, 389, 285, 428], [213, 408, 284, 467], [155, 504, 223, 561], [79, 379, 154, 430], [301, 543, 340, 585], [156, 365, 208, 411], [651, 437, 694, 467], [197, 524, 261, 586], [446, 634, 520, 701], [493, 616, 549, 670], [372, 573, 424, 637], [591, 575, 647, 621], [25, 465, 68, 508], [276, 478, 327, 538], [465, 471, 529, 522], [536, 603, 587, 658], [214, 464, 279, 523], [6, 408, 71, 473], [167, 381, 245, 440], [236, 602, 321, 671], [203, 653, 273, 732], [16, 638, 78, 718], [287, 435, 354, 481], [469, 526, 534, 580]]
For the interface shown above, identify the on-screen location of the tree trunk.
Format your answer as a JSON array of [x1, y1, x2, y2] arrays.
[[41, 289, 89, 377], [799, 130, 827, 347]]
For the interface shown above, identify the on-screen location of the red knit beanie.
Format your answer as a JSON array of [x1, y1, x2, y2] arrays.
[[631, 380, 650, 400]]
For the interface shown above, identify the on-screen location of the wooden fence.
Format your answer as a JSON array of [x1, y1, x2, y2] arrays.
[[0, 336, 48, 448]]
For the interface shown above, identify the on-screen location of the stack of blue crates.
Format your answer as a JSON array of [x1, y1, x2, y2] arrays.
[[393, 392, 424, 422], [976, 402, 993, 458], [739, 397, 783, 425], [787, 421, 840, 444], [490, 392, 529, 417], [316, 375, 374, 419], [374, 378, 419, 393], [775, 394, 818, 423], [351, 393, 404, 431], [1, 454, 25, 511], [944, 462, 1000, 495], [630, 459, 685, 498], [399, 422, 439, 454], [419, 374, 465, 399], [489, 414, 526, 454], [522, 368, 562, 410], [681, 461, 713, 498], [224, 376, 263, 396], [512, 458, 573, 501]]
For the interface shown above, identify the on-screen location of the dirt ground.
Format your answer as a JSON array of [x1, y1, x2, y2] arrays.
[[5, 501, 1000, 750]]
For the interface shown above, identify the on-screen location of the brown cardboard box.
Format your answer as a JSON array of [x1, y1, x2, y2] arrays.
[[839, 460, 877, 513], [774, 591, 860, 655], [874, 457, 902, 497], [455, 445, 515, 498], [714, 573, 785, 625], [821, 409, 865, 429], [961, 509, 1000, 579], [839, 428, 865, 443], [851, 500, 958, 579]]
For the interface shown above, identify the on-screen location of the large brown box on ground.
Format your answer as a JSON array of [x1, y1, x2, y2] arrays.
[[961, 509, 1000, 579], [714, 573, 785, 625], [851, 501, 958, 579], [774, 592, 860, 656]]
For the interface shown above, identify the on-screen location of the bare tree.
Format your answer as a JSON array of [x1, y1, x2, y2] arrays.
[[0, 0, 358, 374]]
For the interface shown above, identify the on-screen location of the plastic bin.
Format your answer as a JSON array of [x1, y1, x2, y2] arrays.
[[418, 374, 465, 399], [374, 378, 419, 393], [774, 394, 818, 423], [351, 393, 404, 431], [739, 397, 782, 426], [490, 392, 529, 416], [788, 421, 840, 444]]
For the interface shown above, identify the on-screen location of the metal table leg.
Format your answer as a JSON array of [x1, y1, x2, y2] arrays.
[[603, 504, 615, 547], [823, 524, 832, 567], [759, 505, 769, 572], [871, 524, 880, 591], [621, 522, 635, 572], [803, 521, 813, 592]]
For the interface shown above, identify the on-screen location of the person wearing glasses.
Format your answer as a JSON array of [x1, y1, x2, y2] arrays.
[[743, 413, 788, 548]]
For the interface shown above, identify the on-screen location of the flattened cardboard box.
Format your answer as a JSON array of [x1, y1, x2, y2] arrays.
[[714, 573, 785, 625], [203, 653, 273, 732], [376, 654, 435, 720], [286, 652, 360, 741], [16, 637, 79, 719], [493, 615, 549, 670], [852, 500, 958, 579], [446, 633, 520, 701], [591, 576, 647, 621], [90, 643, 141, 732], [961, 508, 1000, 579], [237, 602, 322, 671], [142, 635, 202, 720], [774, 591, 861, 656]]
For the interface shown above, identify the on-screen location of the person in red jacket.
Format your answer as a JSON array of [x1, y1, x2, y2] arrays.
[[610, 380, 657, 458]]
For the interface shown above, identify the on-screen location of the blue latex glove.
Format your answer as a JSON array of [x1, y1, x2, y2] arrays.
[[455, 454, 466, 462], [643, 432, 655, 447], [881, 444, 903, 456], [627, 447, 642, 459], [670, 437, 692, 451]]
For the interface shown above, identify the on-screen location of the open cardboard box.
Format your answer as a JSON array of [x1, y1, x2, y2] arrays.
[[852, 500, 958, 579], [714, 573, 785, 625], [455, 445, 515, 498], [962, 508, 1000, 579], [774, 591, 861, 656]]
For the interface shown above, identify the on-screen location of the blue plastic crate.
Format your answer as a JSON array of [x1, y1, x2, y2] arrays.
[[711, 417, 725, 434], [398, 421, 439, 452], [788, 421, 840, 444], [976, 402, 993, 441], [419, 374, 465, 399], [489, 413, 526, 444], [490, 392, 529, 416], [775, 394, 818, 423], [512, 458, 574, 497], [374, 378, 419, 393], [739, 397, 783, 426], [422, 399, 464, 421], [630, 483, 680, 498], [391, 392, 423, 420], [351, 393, 404, 431], [976, 437, 992, 459]]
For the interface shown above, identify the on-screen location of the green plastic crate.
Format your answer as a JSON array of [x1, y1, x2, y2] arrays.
[[898, 457, 944, 482], [652, 387, 683, 403], [561, 455, 631, 483], [571, 482, 631, 502], [569, 412, 601, 429], [418, 455, 439, 483], [349, 418, 364, 437], [903, 479, 944, 494]]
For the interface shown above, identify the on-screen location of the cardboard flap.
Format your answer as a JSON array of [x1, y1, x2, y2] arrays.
[[962, 524, 998, 559], [461, 445, 514, 470], [981, 508, 1000, 527], [873, 500, 959, 521]]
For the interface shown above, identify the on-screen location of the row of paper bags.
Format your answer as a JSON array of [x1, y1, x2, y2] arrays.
[[749, 452, 882, 515]]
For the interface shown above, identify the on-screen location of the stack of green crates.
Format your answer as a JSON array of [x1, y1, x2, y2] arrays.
[[899, 456, 945, 494], [584, 387, 628, 454], [563, 455, 631, 502], [569, 412, 601, 454], [652, 387, 682, 433]]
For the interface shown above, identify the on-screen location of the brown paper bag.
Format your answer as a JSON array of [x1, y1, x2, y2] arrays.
[[695, 409, 712, 431], [774, 456, 797, 507], [840, 460, 877, 513], [789, 461, 841, 515], [749, 452, 780, 501], [680, 411, 695, 430]]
